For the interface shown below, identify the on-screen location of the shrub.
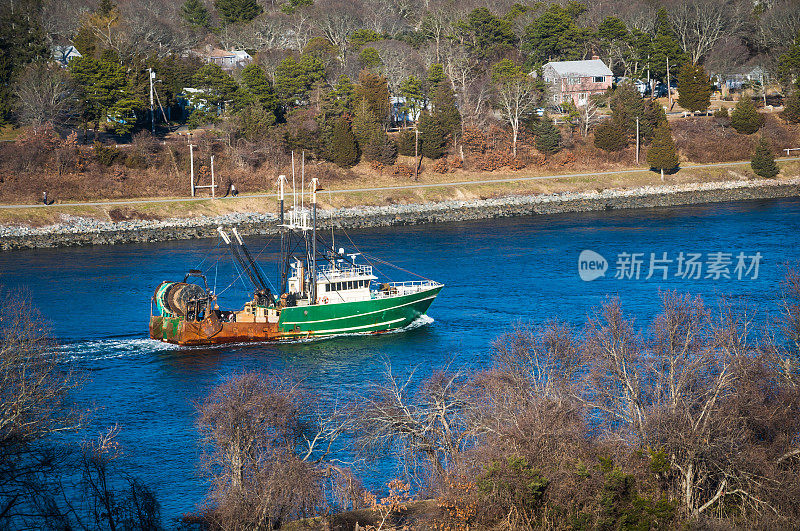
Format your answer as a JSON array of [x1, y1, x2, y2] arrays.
[[418, 110, 447, 159], [647, 122, 679, 177], [94, 142, 122, 166], [449, 157, 463, 170], [714, 106, 729, 119], [432, 158, 450, 173], [535, 118, 562, 155], [331, 116, 359, 168], [396, 130, 416, 156], [474, 151, 512, 171], [730, 97, 764, 134], [751, 136, 779, 178], [594, 120, 627, 151], [461, 127, 486, 154], [390, 163, 415, 179], [124, 153, 147, 169]]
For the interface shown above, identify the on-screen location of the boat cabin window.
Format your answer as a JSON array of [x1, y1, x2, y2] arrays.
[[324, 280, 371, 292]]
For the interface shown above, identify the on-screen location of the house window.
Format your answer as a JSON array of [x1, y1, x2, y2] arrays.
[[593, 76, 605, 83], [578, 92, 588, 103]]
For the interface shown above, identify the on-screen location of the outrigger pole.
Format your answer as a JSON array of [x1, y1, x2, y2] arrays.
[[278, 174, 288, 294]]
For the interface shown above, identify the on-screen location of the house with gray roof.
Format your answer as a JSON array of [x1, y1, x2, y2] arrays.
[[540, 56, 613, 107]]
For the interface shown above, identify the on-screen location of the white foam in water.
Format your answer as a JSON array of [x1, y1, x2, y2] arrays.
[[60, 338, 180, 361], [61, 316, 435, 356]]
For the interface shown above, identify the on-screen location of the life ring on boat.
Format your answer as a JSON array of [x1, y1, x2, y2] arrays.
[[321, 296, 329, 304]]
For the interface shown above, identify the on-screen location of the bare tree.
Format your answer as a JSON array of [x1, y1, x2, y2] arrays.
[[667, 0, 732, 64], [491, 62, 541, 156], [14, 63, 76, 127], [196, 372, 351, 529], [0, 289, 82, 527], [357, 365, 480, 486], [312, 0, 364, 63]]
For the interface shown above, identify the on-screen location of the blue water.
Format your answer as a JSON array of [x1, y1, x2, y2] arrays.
[[0, 198, 797, 519]]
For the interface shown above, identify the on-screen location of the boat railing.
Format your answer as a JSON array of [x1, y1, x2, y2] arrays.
[[317, 264, 373, 279], [372, 280, 443, 298]]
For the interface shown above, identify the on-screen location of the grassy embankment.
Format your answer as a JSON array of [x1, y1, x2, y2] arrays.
[[0, 157, 798, 228]]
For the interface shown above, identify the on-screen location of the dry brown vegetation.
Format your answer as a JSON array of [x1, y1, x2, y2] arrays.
[[2, 113, 797, 208]]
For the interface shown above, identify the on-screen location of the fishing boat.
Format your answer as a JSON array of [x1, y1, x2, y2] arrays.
[[149, 175, 443, 345]]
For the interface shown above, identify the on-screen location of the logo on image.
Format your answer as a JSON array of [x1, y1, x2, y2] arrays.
[[578, 250, 608, 281]]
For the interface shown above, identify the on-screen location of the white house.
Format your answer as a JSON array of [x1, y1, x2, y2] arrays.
[[52, 45, 82, 67], [196, 47, 253, 70]]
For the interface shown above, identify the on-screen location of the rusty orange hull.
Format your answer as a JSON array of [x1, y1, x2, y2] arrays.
[[150, 316, 282, 346]]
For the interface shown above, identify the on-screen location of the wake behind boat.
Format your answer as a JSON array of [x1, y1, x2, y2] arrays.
[[149, 175, 443, 345]]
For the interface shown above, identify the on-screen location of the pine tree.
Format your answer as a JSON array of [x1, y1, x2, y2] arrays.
[[677, 62, 713, 113], [751, 136, 779, 179], [594, 119, 627, 151], [647, 122, 679, 180], [181, 0, 210, 28], [431, 82, 461, 150], [418, 110, 447, 159], [331, 116, 359, 167], [610, 82, 645, 137], [730, 96, 764, 134], [240, 63, 278, 118], [355, 70, 391, 126], [535, 117, 562, 155], [351, 98, 381, 149], [781, 91, 800, 124], [214, 0, 262, 25]]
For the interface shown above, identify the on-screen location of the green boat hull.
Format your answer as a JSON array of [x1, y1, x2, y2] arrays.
[[277, 285, 442, 338]]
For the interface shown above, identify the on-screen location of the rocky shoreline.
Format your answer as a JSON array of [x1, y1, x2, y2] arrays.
[[1, 178, 799, 251]]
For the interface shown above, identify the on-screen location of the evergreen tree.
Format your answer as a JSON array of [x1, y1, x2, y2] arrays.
[[751, 136, 779, 179], [780, 91, 800, 124], [274, 54, 326, 109], [522, 3, 587, 65], [677, 62, 712, 113], [431, 82, 461, 150], [455, 7, 516, 61], [214, 0, 262, 25], [535, 117, 562, 155], [426, 63, 445, 94], [610, 82, 645, 137], [358, 47, 382, 71], [69, 50, 131, 131], [647, 122, 679, 179], [192, 63, 240, 110], [331, 116, 358, 167], [0, 0, 48, 123], [351, 98, 381, 149], [181, 0, 210, 28], [240, 64, 278, 118], [237, 103, 273, 141], [417, 109, 447, 159], [594, 119, 627, 151], [730, 96, 764, 134], [777, 33, 800, 89], [355, 70, 391, 127], [399, 75, 424, 124], [642, 99, 667, 143], [649, 8, 685, 81]]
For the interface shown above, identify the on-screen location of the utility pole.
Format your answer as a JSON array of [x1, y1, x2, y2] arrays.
[[210, 155, 215, 198], [148, 68, 155, 134], [189, 144, 195, 197], [414, 127, 419, 181], [635, 116, 640, 165], [666, 56, 673, 109]]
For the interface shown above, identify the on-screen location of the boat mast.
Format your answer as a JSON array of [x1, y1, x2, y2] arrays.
[[311, 177, 318, 304], [278, 174, 288, 294]]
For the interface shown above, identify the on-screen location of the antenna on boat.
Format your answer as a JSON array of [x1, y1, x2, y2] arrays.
[[291, 151, 296, 211], [301, 150, 305, 210]]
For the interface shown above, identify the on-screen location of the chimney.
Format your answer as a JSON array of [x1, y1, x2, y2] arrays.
[[591, 55, 600, 61]]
